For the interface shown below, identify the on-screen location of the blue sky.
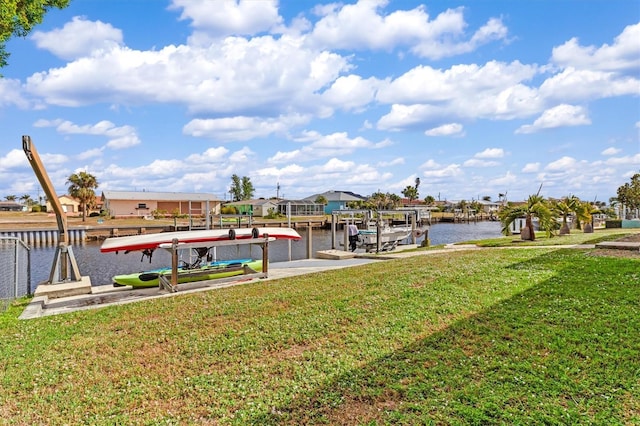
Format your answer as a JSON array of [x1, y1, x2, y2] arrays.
[[0, 0, 638, 204]]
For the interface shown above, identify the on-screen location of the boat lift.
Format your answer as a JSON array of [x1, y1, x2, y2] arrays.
[[157, 233, 273, 293], [330, 209, 420, 252], [22, 135, 82, 284]]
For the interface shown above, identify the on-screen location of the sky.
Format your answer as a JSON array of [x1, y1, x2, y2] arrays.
[[0, 0, 639, 204]]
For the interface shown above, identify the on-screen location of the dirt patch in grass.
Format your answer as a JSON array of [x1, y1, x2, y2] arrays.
[[590, 232, 640, 259], [615, 232, 640, 242]]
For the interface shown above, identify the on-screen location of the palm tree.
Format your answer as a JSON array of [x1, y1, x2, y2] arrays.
[[314, 195, 328, 205], [499, 194, 551, 241], [19, 194, 31, 205], [576, 200, 598, 232], [67, 171, 98, 222], [401, 185, 418, 205], [552, 196, 577, 235], [366, 191, 402, 211]]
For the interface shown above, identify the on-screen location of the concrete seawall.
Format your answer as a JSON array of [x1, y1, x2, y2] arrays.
[[0, 228, 86, 245]]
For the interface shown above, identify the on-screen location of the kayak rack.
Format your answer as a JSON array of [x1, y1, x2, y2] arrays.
[[157, 235, 274, 293]]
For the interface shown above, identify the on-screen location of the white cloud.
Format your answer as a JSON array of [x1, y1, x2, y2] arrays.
[[551, 22, 640, 72], [425, 123, 464, 137], [377, 157, 404, 167], [268, 150, 302, 164], [40, 153, 69, 165], [475, 148, 504, 159], [538, 68, 640, 102], [377, 61, 542, 131], [76, 148, 104, 161], [546, 156, 578, 171], [604, 153, 640, 166], [460, 148, 504, 168], [169, 0, 282, 38], [183, 116, 293, 142], [25, 35, 351, 116], [185, 147, 230, 164], [0, 78, 30, 109], [308, 2, 507, 59], [34, 119, 141, 149], [0, 149, 29, 171], [601, 147, 621, 156], [378, 60, 537, 104], [229, 147, 255, 163], [31, 17, 123, 60], [422, 163, 463, 178], [463, 159, 499, 167], [323, 157, 354, 172], [321, 75, 380, 112], [489, 171, 518, 186], [522, 163, 540, 173], [420, 159, 441, 169], [268, 131, 382, 164], [516, 104, 591, 134]]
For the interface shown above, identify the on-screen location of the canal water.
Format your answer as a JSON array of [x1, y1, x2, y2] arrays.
[[26, 221, 502, 286]]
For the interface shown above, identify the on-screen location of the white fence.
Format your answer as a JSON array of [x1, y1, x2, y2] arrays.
[[0, 237, 31, 312]]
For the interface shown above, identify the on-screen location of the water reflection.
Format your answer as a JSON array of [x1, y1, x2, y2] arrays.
[[28, 221, 502, 286]]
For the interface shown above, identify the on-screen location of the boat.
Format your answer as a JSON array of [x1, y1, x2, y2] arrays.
[[113, 258, 263, 288], [356, 221, 413, 252], [100, 227, 302, 253]]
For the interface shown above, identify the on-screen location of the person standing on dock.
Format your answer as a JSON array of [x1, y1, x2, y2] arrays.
[[348, 223, 359, 251]]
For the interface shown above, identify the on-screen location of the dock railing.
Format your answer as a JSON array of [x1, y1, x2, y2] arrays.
[[0, 237, 31, 312]]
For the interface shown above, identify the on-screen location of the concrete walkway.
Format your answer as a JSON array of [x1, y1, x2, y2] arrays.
[[20, 255, 383, 319], [18, 242, 614, 319]]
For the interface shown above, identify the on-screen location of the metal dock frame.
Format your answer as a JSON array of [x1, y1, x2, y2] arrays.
[[157, 235, 273, 293]]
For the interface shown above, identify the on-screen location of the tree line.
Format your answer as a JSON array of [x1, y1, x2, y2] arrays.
[[5, 171, 640, 228]]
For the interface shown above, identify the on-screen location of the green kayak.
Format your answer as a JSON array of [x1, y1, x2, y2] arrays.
[[113, 259, 263, 288]]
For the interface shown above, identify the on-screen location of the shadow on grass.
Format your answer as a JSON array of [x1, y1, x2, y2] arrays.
[[253, 250, 640, 425]]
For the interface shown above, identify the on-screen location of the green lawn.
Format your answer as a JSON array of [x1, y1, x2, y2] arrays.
[[1, 247, 638, 424]]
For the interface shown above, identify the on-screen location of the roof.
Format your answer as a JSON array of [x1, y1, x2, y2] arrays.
[[224, 199, 277, 206], [305, 190, 367, 202], [276, 200, 321, 206], [102, 191, 220, 202], [0, 201, 23, 207]]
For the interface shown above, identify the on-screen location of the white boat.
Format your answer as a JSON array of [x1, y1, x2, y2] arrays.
[[356, 221, 413, 252]]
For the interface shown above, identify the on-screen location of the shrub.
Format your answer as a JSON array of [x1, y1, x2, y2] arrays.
[[605, 220, 622, 228]]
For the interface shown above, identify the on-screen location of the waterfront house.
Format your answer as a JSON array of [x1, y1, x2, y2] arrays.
[[0, 201, 25, 212], [304, 190, 367, 214], [277, 199, 325, 216], [476, 199, 502, 214], [102, 191, 221, 218], [223, 199, 279, 217], [45, 195, 81, 215]]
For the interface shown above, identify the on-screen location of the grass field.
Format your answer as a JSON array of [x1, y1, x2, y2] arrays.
[[1, 238, 638, 424]]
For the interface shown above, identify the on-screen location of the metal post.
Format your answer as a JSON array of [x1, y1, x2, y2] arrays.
[[343, 219, 349, 252], [307, 226, 313, 259], [13, 239, 19, 298], [171, 238, 179, 287], [262, 235, 269, 274], [287, 202, 292, 261], [205, 200, 211, 229], [331, 213, 336, 249], [410, 212, 417, 244]]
